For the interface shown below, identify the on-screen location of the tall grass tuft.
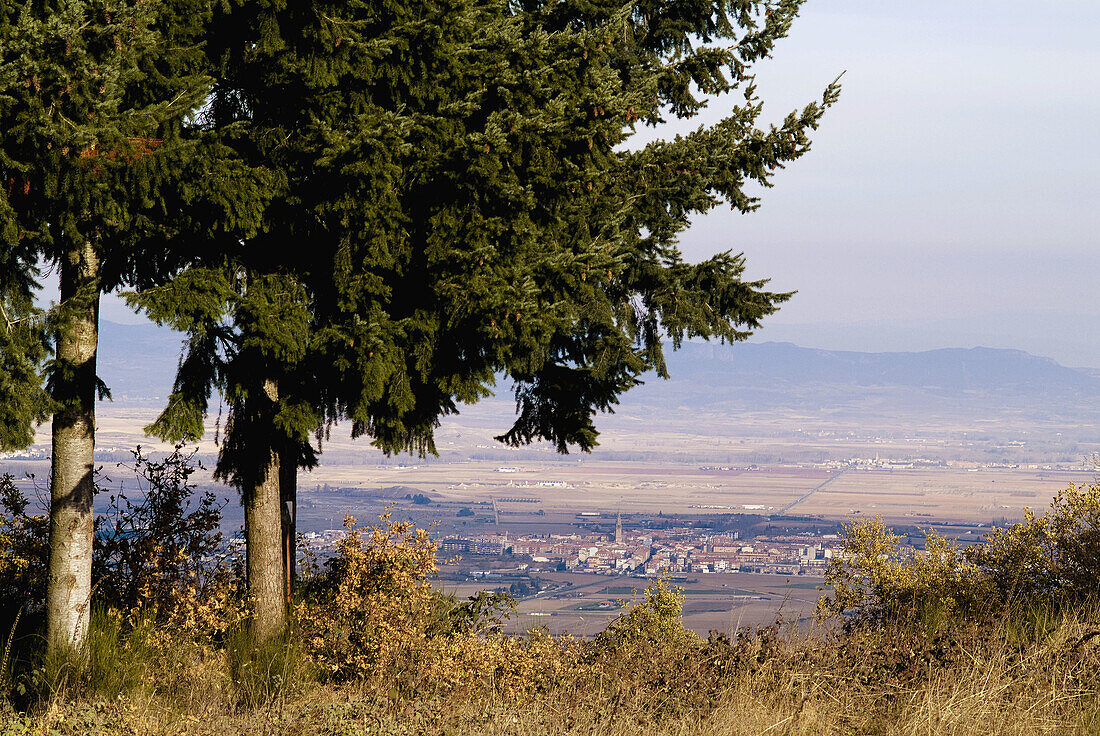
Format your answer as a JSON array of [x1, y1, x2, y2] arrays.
[[225, 623, 312, 710]]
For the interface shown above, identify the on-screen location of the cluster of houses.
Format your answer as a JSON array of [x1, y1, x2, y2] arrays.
[[293, 520, 841, 577], [439, 521, 841, 576]]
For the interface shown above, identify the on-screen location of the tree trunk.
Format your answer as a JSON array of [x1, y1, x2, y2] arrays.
[[46, 242, 100, 654], [245, 378, 287, 642], [279, 444, 296, 605]]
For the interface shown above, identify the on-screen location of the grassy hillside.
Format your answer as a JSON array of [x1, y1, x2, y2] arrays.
[[3, 463, 1100, 735], [8, 593, 1100, 735]]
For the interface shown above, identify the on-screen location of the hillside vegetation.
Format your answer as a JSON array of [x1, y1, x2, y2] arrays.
[[1, 454, 1100, 734]]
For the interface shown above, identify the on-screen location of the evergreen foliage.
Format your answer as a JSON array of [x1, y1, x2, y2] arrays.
[[0, 0, 268, 439], [0, 0, 257, 651], [0, 259, 49, 451], [122, 0, 838, 637], [132, 0, 839, 464], [0, 0, 214, 288]]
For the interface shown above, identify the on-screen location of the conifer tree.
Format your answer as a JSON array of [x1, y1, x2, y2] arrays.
[[131, 0, 839, 640], [0, 0, 255, 652], [0, 239, 49, 450]]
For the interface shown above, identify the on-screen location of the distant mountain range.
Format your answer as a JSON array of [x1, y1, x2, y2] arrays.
[[753, 312, 1100, 373], [663, 342, 1100, 398], [96, 320, 1100, 411], [98, 320, 183, 402]]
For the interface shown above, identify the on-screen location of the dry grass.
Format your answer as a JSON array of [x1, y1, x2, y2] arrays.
[[8, 473, 1100, 735], [6, 607, 1100, 736]]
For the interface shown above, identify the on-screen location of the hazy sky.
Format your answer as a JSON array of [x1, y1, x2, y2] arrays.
[[85, 1, 1099, 364], [667, 1, 1099, 344]]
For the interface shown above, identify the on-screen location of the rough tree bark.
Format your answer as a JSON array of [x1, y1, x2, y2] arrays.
[[279, 443, 296, 605], [245, 378, 288, 641], [46, 241, 100, 654]]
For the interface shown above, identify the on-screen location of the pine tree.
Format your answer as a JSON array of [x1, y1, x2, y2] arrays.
[[131, 0, 839, 640], [0, 240, 49, 451], [0, 0, 247, 652]]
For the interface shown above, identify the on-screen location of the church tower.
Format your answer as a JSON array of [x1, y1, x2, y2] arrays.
[[615, 512, 623, 544]]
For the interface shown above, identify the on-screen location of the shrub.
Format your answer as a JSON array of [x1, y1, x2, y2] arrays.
[[595, 578, 699, 654], [94, 448, 245, 641], [295, 511, 594, 697], [0, 448, 242, 641], [0, 474, 48, 619], [817, 516, 992, 628], [414, 626, 584, 700], [965, 482, 1100, 606], [819, 481, 1100, 628], [0, 447, 250, 707], [431, 590, 516, 637], [296, 513, 440, 682]]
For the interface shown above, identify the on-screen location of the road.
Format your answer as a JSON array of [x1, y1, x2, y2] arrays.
[[777, 467, 851, 515]]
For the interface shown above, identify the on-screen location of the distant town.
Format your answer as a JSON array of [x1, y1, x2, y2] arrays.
[[293, 515, 846, 580]]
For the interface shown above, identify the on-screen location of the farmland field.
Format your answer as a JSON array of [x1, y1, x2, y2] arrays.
[[439, 571, 826, 637], [4, 401, 1095, 527]]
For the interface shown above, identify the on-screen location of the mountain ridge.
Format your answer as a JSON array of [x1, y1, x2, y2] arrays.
[[667, 341, 1100, 397], [94, 320, 1100, 406]]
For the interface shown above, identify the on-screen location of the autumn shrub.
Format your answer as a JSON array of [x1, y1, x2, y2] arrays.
[[93, 447, 247, 643], [412, 627, 586, 701], [296, 513, 441, 683], [584, 580, 794, 715], [0, 448, 250, 705], [0, 473, 48, 621], [408, 578, 767, 709], [816, 516, 993, 629], [966, 481, 1100, 606], [595, 579, 700, 655], [0, 448, 245, 643], [297, 512, 596, 698], [818, 481, 1100, 632]]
